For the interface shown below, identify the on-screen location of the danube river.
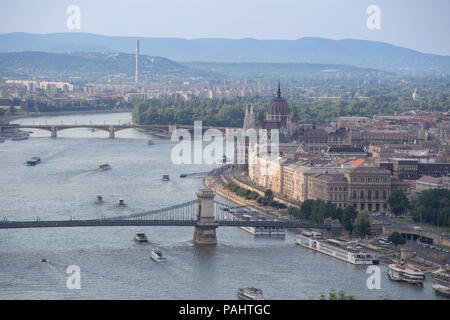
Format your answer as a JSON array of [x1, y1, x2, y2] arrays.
[[0, 113, 441, 299]]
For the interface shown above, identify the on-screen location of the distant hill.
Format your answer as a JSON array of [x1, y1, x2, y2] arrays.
[[183, 62, 387, 80], [1, 33, 450, 74], [0, 51, 388, 83], [0, 51, 212, 82]]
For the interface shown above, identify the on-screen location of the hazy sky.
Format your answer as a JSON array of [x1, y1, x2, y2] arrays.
[[0, 0, 449, 55]]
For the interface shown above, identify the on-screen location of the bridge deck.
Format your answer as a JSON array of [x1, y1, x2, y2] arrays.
[[0, 219, 328, 229]]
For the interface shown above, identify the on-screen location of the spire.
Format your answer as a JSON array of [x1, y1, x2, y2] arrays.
[[243, 105, 249, 130], [249, 104, 255, 129], [277, 81, 281, 98]]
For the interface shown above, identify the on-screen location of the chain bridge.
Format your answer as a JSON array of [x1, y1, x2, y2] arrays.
[[0, 189, 330, 244]]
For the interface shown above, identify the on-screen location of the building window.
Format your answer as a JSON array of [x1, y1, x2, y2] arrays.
[[383, 190, 387, 199], [353, 191, 357, 199], [360, 190, 364, 199], [368, 178, 372, 183], [368, 190, 372, 200], [361, 203, 365, 210], [360, 177, 365, 183], [375, 190, 379, 200], [352, 177, 357, 183]]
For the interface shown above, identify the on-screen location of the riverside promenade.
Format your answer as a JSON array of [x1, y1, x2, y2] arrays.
[[204, 167, 295, 219]]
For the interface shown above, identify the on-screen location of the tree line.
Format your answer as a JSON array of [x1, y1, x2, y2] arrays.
[[132, 89, 450, 127], [287, 199, 371, 239]]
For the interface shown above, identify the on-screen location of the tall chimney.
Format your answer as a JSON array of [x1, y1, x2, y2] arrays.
[[135, 40, 139, 83]]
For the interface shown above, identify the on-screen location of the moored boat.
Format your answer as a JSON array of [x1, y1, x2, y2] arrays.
[[147, 140, 154, 145], [150, 248, 166, 262], [117, 199, 126, 208], [237, 287, 264, 300], [432, 266, 450, 298], [296, 233, 378, 265], [162, 174, 170, 181], [388, 260, 425, 285]]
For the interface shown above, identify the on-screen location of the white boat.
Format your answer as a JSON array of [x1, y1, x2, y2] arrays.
[[162, 174, 170, 181], [150, 248, 166, 262], [296, 233, 378, 265], [134, 232, 148, 243], [388, 260, 425, 285], [240, 226, 285, 237], [230, 209, 285, 237], [237, 287, 264, 300], [99, 163, 111, 170], [117, 199, 126, 207], [432, 267, 450, 298]]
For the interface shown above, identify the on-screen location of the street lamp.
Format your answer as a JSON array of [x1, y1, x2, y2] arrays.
[[221, 155, 227, 175]]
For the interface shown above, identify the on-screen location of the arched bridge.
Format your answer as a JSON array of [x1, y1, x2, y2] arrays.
[[0, 189, 330, 245], [1, 123, 230, 139]]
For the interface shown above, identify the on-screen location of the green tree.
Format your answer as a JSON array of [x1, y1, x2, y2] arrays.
[[411, 189, 450, 228], [264, 189, 274, 203], [340, 205, 358, 237], [353, 210, 371, 239], [387, 231, 405, 257], [387, 190, 410, 216], [319, 289, 355, 300], [299, 199, 314, 220]]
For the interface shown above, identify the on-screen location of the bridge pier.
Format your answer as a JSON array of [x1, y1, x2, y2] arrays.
[[51, 126, 57, 138], [193, 189, 217, 245], [109, 126, 115, 139]]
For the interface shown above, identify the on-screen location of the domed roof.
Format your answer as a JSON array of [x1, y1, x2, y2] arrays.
[[267, 84, 290, 116]]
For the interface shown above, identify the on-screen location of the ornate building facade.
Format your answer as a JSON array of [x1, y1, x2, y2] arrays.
[[243, 83, 298, 139]]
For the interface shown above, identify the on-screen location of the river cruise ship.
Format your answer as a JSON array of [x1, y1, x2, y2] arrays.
[[388, 260, 425, 285], [229, 209, 285, 237], [240, 225, 285, 237], [150, 248, 166, 262], [237, 287, 264, 300], [296, 232, 378, 265], [432, 267, 450, 298]]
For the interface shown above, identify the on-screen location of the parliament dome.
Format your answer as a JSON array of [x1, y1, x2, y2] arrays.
[[267, 84, 290, 116]]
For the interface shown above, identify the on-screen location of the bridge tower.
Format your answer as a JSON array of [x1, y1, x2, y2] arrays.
[[193, 189, 217, 245], [51, 126, 57, 138], [109, 126, 115, 139]]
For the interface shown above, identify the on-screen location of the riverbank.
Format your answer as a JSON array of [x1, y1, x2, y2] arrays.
[[205, 167, 446, 270]]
